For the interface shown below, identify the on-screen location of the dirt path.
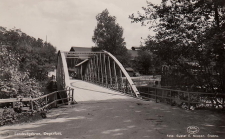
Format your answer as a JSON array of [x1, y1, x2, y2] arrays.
[[0, 98, 225, 139]]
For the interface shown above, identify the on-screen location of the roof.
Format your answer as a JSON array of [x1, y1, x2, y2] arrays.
[[69, 47, 139, 58], [128, 50, 138, 58], [70, 46, 92, 52]]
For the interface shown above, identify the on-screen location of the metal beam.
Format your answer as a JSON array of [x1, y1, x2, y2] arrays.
[[108, 56, 112, 88], [75, 59, 89, 67], [103, 51, 140, 97]]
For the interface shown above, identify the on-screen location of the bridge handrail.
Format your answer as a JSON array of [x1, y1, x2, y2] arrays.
[[136, 85, 219, 94], [0, 88, 74, 113], [0, 89, 69, 103], [103, 51, 140, 97], [137, 85, 225, 109], [30, 87, 74, 110]]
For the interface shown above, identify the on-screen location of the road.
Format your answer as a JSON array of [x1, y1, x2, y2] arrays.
[[0, 80, 225, 139]]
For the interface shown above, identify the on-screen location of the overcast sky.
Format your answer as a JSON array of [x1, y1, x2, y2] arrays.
[[0, 0, 161, 51]]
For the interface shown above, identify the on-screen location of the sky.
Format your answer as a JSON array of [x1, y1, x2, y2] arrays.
[[0, 0, 161, 51]]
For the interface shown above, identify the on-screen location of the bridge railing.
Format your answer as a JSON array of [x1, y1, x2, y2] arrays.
[[30, 87, 74, 110], [137, 86, 225, 109], [83, 51, 140, 98], [0, 87, 74, 116]]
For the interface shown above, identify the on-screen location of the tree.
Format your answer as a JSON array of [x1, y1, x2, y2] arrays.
[[35, 38, 44, 48], [0, 26, 58, 100], [134, 50, 153, 74], [0, 27, 57, 80], [129, 0, 225, 93], [92, 9, 130, 66]]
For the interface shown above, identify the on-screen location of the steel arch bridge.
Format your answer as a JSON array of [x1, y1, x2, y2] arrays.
[[56, 50, 140, 100]]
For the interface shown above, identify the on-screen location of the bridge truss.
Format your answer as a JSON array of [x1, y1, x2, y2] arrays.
[[56, 50, 140, 98]]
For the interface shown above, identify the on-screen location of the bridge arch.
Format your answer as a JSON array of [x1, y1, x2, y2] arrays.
[[56, 50, 140, 98]]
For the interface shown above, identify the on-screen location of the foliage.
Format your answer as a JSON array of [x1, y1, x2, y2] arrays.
[[0, 27, 56, 126], [133, 50, 153, 74], [0, 107, 18, 126], [0, 27, 57, 81], [0, 27, 57, 99], [129, 0, 225, 93], [0, 106, 46, 126], [92, 9, 131, 66], [132, 45, 162, 75]]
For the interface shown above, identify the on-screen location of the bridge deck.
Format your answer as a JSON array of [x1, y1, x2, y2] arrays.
[[70, 79, 131, 102]]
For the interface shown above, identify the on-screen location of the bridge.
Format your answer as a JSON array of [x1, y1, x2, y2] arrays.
[[1, 49, 225, 139], [56, 50, 141, 102]]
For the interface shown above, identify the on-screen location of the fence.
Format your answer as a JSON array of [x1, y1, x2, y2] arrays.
[[137, 86, 225, 110], [30, 87, 74, 111], [0, 87, 74, 114]]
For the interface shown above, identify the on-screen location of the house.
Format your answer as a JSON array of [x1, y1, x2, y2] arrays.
[[70, 46, 93, 52], [128, 50, 138, 60]]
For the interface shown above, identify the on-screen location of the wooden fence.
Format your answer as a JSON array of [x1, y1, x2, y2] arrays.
[[137, 86, 225, 110], [0, 87, 74, 113]]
